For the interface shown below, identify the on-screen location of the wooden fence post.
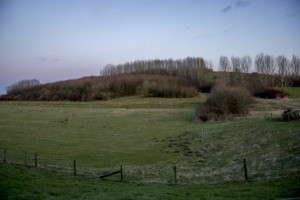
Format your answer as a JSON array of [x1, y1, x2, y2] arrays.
[[3, 149, 6, 163], [35, 154, 37, 167], [243, 158, 248, 181], [120, 165, 123, 181], [73, 160, 77, 176], [173, 165, 177, 184], [25, 152, 27, 165]]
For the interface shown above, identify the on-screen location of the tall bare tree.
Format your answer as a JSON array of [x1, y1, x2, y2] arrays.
[[276, 55, 290, 88], [263, 55, 276, 87], [241, 55, 252, 73], [219, 56, 231, 72], [231, 56, 241, 72], [255, 53, 269, 86], [290, 55, 300, 80]]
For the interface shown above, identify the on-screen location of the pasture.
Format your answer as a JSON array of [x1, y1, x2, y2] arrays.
[[0, 96, 300, 199]]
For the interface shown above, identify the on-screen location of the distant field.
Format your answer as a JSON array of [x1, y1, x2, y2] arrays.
[[0, 96, 299, 198], [275, 87, 300, 98]]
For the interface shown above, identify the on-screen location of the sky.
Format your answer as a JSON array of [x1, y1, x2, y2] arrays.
[[0, 0, 300, 94]]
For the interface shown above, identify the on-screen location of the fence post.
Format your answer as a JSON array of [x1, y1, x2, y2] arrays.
[[243, 158, 248, 181], [201, 129, 204, 142], [3, 149, 6, 163], [173, 165, 177, 184], [25, 152, 27, 165], [35, 154, 37, 167], [73, 160, 77, 175], [120, 165, 123, 181]]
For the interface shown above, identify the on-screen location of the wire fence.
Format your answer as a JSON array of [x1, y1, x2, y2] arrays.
[[2, 148, 298, 185]]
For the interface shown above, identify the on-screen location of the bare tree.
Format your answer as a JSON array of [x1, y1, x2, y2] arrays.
[[206, 59, 213, 71], [290, 55, 300, 80], [264, 55, 276, 87], [276, 55, 290, 88], [241, 55, 252, 73], [255, 53, 269, 86], [219, 56, 231, 72], [6, 79, 40, 93], [255, 53, 265, 74], [231, 56, 241, 72]]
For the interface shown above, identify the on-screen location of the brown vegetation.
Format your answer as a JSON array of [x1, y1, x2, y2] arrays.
[[5, 74, 198, 101]]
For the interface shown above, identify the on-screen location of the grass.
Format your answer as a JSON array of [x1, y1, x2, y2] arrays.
[[1, 163, 299, 200], [0, 95, 299, 198], [275, 87, 300, 98]]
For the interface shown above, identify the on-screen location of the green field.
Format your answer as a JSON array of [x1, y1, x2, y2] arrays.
[[0, 96, 300, 199], [275, 87, 300, 98]]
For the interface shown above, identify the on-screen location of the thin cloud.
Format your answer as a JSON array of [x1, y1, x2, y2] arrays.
[[286, 10, 300, 18], [221, 5, 232, 13], [53, 58, 60, 62], [221, 0, 250, 13], [38, 57, 47, 61], [223, 30, 231, 34], [234, 0, 250, 8]]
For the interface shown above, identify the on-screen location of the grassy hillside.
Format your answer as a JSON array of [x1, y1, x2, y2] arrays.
[[0, 97, 299, 187]]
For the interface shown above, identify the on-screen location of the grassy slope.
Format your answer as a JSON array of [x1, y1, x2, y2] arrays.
[[0, 163, 299, 200], [0, 96, 300, 198]]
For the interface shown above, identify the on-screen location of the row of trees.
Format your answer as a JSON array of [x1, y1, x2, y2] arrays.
[[6, 79, 40, 93], [100, 57, 211, 88], [219, 54, 300, 87]]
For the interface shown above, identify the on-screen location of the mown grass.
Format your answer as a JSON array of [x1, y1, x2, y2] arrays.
[[0, 96, 299, 198], [0, 163, 299, 200]]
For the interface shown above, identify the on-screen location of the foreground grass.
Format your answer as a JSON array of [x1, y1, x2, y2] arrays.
[[0, 96, 299, 185], [0, 96, 299, 198], [0, 163, 299, 200]]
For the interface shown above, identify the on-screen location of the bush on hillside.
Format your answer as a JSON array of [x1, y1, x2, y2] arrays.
[[195, 86, 253, 122], [281, 109, 300, 121]]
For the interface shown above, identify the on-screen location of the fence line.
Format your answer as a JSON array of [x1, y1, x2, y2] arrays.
[[1, 148, 294, 185]]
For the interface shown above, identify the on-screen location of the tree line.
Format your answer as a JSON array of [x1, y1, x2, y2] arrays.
[[219, 54, 300, 88], [100, 57, 211, 88]]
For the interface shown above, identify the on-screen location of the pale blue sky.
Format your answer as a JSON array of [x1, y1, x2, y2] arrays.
[[0, 0, 299, 94]]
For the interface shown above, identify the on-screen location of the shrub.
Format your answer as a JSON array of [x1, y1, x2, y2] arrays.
[[207, 86, 253, 115], [281, 109, 300, 121], [199, 84, 213, 93], [255, 88, 290, 99], [195, 86, 253, 122], [69, 95, 82, 101], [0, 97, 9, 101], [195, 104, 225, 122]]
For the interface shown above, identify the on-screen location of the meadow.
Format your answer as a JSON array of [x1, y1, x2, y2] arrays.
[[0, 95, 300, 199]]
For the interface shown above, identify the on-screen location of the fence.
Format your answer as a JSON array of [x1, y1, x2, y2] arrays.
[[3, 148, 291, 185]]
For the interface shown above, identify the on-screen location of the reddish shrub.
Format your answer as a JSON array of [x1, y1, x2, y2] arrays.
[[69, 95, 82, 101], [199, 84, 213, 93], [0, 97, 9, 101], [255, 89, 289, 99]]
